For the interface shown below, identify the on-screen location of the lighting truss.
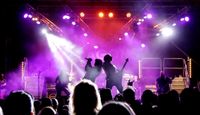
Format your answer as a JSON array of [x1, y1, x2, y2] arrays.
[[25, 4, 63, 34]]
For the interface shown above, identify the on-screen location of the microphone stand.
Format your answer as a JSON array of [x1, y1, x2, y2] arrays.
[[38, 71, 41, 99]]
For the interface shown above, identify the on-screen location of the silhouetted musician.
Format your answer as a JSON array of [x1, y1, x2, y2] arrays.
[[102, 54, 128, 93], [83, 58, 103, 82], [156, 71, 172, 95], [55, 70, 70, 98]]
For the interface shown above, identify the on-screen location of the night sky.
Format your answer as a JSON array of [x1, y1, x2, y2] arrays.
[[1, 1, 200, 83]]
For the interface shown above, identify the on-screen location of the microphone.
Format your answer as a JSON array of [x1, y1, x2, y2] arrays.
[[85, 58, 92, 61], [127, 79, 133, 86]]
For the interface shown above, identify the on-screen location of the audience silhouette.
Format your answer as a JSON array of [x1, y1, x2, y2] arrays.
[[69, 79, 102, 115], [123, 87, 142, 115], [97, 101, 136, 115], [0, 106, 3, 115], [99, 88, 112, 105], [38, 106, 57, 115], [3, 90, 35, 115]]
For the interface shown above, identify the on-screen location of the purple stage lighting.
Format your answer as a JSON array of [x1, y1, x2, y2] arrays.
[[41, 28, 48, 34], [124, 32, 128, 36], [141, 43, 146, 48], [138, 19, 144, 22], [119, 37, 122, 40], [172, 23, 176, 26], [185, 16, 190, 22], [161, 27, 173, 37], [83, 33, 88, 37], [156, 33, 160, 36], [32, 17, 38, 21], [137, 22, 141, 25], [94, 45, 98, 49], [23, 13, 28, 18], [147, 13, 152, 19], [63, 15, 70, 20], [72, 21, 76, 25], [180, 18, 185, 22], [28, 14, 32, 18], [36, 21, 41, 24]]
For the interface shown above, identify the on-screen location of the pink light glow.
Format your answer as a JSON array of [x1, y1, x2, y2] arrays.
[[137, 22, 141, 25], [147, 13, 152, 19], [80, 12, 85, 17], [72, 21, 76, 25], [180, 18, 185, 21], [28, 14, 32, 18], [172, 23, 176, 26], [93, 45, 99, 49], [23, 13, 28, 18], [185, 16, 190, 22], [126, 12, 131, 18], [124, 32, 128, 36], [63, 15, 70, 20], [36, 21, 40, 24], [141, 43, 146, 48], [83, 33, 88, 37]]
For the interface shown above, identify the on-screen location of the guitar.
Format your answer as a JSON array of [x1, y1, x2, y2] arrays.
[[115, 58, 129, 83]]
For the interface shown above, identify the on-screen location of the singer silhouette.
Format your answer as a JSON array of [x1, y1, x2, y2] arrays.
[[83, 58, 103, 82]]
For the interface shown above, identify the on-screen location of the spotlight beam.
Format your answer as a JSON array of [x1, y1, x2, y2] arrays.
[[45, 33, 84, 78], [46, 36, 66, 69], [52, 42, 84, 78]]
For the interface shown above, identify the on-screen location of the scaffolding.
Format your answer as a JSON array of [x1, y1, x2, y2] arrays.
[[139, 57, 190, 94]]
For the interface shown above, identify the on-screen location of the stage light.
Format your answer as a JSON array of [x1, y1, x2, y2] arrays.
[[156, 33, 160, 36], [36, 21, 41, 24], [180, 18, 185, 22], [23, 13, 28, 18], [188, 57, 192, 78], [119, 37, 122, 40], [32, 17, 38, 21], [72, 21, 76, 25], [141, 43, 146, 48], [94, 45, 98, 49], [41, 28, 48, 35], [147, 13, 152, 19], [98, 12, 104, 18], [137, 22, 141, 25], [63, 15, 70, 20], [108, 12, 114, 18], [161, 27, 174, 37], [83, 33, 88, 37], [80, 12, 85, 18], [185, 16, 190, 22], [172, 23, 176, 26], [126, 12, 131, 18], [28, 14, 32, 18], [124, 32, 128, 36], [138, 19, 143, 22]]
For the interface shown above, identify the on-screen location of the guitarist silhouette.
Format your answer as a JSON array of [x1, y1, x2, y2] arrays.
[[103, 54, 128, 93], [156, 71, 172, 95]]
